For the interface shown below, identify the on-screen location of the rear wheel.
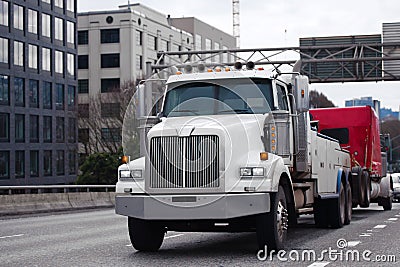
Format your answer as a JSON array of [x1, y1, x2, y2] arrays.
[[128, 217, 165, 252], [379, 196, 393, 211], [344, 181, 352, 225], [359, 170, 371, 208], [256, 185, 288, 251], [329, 181, 345, 228]]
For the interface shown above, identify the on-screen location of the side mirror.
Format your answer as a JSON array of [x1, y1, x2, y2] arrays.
[[293, 75, 309, 113]]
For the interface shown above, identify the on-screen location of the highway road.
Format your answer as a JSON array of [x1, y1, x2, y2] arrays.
[[1, 203, 400, 267]]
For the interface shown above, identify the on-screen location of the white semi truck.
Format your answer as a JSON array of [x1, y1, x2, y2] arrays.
[[115, 62, 353, 252]]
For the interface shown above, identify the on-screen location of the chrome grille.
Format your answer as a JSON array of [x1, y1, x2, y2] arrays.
[[150, 135, 219, 188]]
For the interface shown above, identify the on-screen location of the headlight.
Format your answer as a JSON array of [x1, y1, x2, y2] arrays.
[[240, 167, 264, 177], [131, 170, 143, 179], [119, 170, 131, 179]]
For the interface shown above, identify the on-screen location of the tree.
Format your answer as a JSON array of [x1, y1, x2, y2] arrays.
[[381, 120, 400, 168], [309, 90, 335, 108]]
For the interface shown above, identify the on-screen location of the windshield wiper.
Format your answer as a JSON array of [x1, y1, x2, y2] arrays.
[[217, 109, 252, 114]]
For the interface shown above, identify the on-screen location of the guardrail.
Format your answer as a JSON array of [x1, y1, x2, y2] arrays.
[[0, 185, 116, 195]]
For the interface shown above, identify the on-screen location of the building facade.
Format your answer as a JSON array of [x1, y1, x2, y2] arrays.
[[0, 0, 78, 186], [77, 3, 236, 156]]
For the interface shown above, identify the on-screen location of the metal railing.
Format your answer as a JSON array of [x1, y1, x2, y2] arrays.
[[0, 185, 116, 195]]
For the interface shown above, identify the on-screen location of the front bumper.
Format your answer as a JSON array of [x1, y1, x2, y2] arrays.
[[115, 193, 271, 220]]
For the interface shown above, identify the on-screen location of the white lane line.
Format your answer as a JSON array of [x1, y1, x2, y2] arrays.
[[347, 241, 361, 247], [360, 233, 372, 237], [307, 262, 330, 267], [164, 234, 184, 240], [388, 218, 398, 221], [0, 234, 24, 239], [373, 225, 387, 229], [395, 215, 400, 217], [126, 233, 185, 247]]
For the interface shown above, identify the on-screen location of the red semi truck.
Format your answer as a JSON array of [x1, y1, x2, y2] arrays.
[[310, 106, 393, 210]]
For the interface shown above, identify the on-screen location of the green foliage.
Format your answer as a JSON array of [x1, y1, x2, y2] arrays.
[[309, 90, 335, 108], [76, 150, 122, 185]]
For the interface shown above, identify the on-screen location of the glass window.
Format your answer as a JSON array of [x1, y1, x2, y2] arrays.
[[78, 128, 89, 143], [67, 0, 75, 12], [43, 116, 52, 143], [14, 41, 24, 66], [14, 77, 24, 107], [42, 47, 51, 72], [56, 117, 64, 142], [0, 1, 9, 27], [320, 128, 350, 144], [29, 115, 39, 143], [42, 0, 51, 4], [78, 79, 88, 94], [214, 42, 220, 62], [43, 150, 52, 176], [15, 114, 25, 143], [101, 103, 120, 118], [78, 55, 88, 69], [136, 30, 142, 46], [43, 81, 52, 109], [101, 78, 120, 93], [148, 35, 157, 50], [0, 37, 8, 64], [55, 0, 64, 9], [68, 117, 76, 143], [101, 128, 121, 142], [13, 4, 23, 31], [15, 151, 25, 178], [67, 85, 75, 109], [78, 30, 88, 45], [55, 17, 63, 41], [28, 44, 38, 69], [55, 50, 63, 74], [276, 84, 289, 111], [67, 53, 75, 76], [101, 53, 119, 68], [56, 83, 64, 109], [29, 80, 39, 108], [67, 21, 74, 44], [28, 9, 38, 34], [0, 113, 9, 142], [101, 29, 119, 43], [0, 75, 9, 105], [30, 151, 39, 177], [0, 151, 9, 179], [68, 150, 76, 175], [78, 104, 89, 118], [136, 55, 142, 70], [56, 150, 65, 175], [160, 40, 168, 51], [42, 13, 51, 38], [195, 34, 202, 50]]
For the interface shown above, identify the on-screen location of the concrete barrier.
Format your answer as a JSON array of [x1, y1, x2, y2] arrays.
[[0, 192, 115, 216]]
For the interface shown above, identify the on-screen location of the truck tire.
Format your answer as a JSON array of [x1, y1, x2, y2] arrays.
[[344, 181, 352, 225], [379, 197, 393, 211], [314, 198, 329, 228], [256, 185, 288, 251], [350, 166, 362, 207], [128, 217, 165, 252], [359, 170, 371, 208], [329, 181, 345, 229]]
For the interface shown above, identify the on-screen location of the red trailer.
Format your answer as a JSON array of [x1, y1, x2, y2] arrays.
[[310, 106, 392, 210]]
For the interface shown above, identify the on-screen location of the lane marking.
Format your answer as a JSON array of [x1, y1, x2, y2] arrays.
[[373, 225, 387, 229], [0, 234, 24, 239], [388, 218, 398, 221], [307, 262, 330, 267], [165, 234, 184, 240], [360, 233, 372, 237], [347, 241, 361, 247], [366, 230, 373, 232], [125, 233, 185, 247]]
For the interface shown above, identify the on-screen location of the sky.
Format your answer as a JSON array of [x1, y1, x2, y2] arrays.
[[78, 0, 400, 110]]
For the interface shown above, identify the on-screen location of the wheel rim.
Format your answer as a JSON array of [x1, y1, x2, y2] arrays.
[[340, 186, 346, 224], [276, 200, 288, 240]]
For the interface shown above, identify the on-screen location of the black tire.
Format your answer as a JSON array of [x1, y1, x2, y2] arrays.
[[329, 181, 345, 229], [344, 181, 352, 225], [350, 167, 362, 207], [359, 170, 371, 208], [128, 217, 165, 252], [256, 185, 288, 251], [380, 197, 393, 211], [314, 198, 329, 228]]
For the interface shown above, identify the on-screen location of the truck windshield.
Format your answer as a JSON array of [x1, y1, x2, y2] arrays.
[[163, 78, 274, 117]]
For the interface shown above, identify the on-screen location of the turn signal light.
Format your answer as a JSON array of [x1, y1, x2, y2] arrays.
[[121, 156, 129, 164], [260, 152, 268, 161]]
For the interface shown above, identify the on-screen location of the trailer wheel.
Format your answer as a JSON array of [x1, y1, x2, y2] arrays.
[[344, 181, 352, 225], [379, 196, 393, 211], [329, 181, 345, 229], [359, 170, 371, 208], [256, 185, 288, 251], [128, 217, 165, 252]]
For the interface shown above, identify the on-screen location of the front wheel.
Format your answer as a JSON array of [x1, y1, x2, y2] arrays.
[[128, 217, 165, 252], [256, 185, 288, 251], [329, 181, 346, 228]]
